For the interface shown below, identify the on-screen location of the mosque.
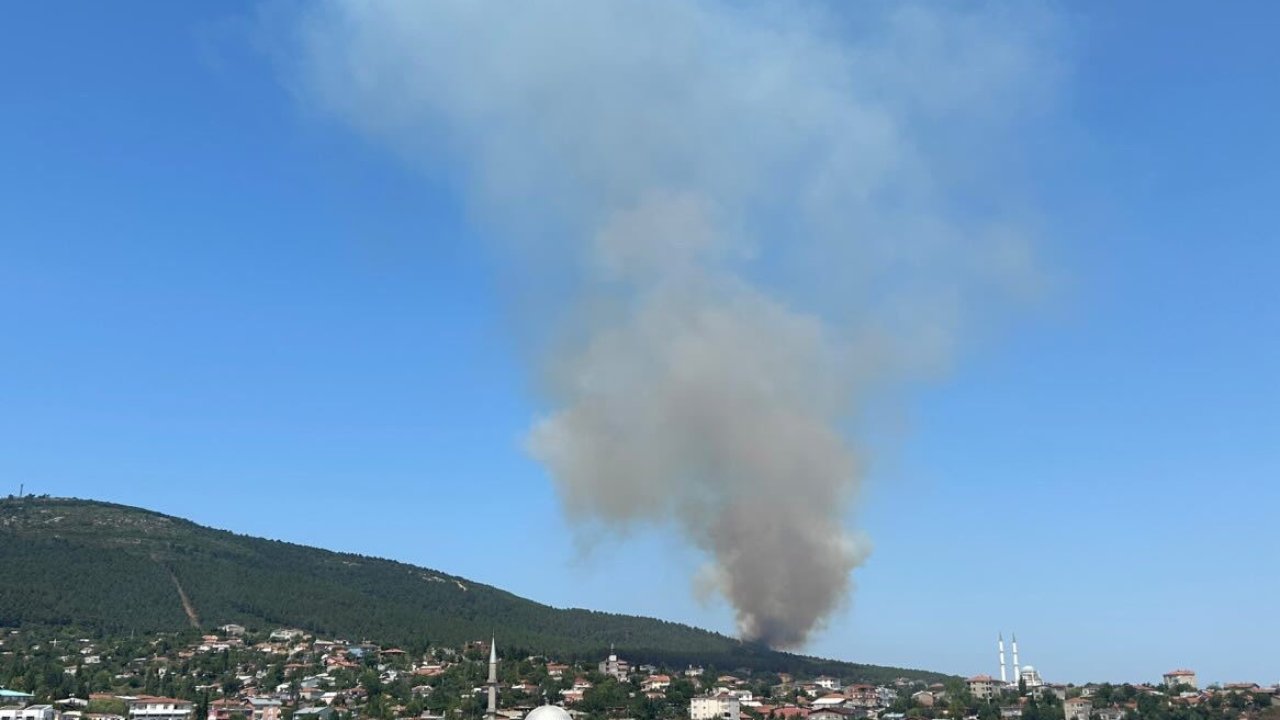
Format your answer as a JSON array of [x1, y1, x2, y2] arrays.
[[997, 633, 1044, 689], [486, 640, 573, 720]]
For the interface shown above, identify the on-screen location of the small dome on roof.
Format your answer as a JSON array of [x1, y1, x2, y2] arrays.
[[526, 706, 573, 720]]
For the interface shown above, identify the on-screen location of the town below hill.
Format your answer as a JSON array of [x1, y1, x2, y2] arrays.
[[0, 627, 1274, 720]]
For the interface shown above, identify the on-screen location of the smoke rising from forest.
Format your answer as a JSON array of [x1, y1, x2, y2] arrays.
[[290, 0, 1056, 648]]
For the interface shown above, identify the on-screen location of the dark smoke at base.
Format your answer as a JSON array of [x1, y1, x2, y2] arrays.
[[525, 278, 869, 648], [290, 0, 1057, 649]]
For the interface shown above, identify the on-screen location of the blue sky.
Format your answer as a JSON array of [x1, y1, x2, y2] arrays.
[[2, 1, 1277, 685]]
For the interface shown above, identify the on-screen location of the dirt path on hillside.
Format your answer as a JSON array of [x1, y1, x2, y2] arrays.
[[165, 566, 201, 628]]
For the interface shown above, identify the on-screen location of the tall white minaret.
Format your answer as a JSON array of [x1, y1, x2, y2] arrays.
[[487, 637, 498, 720], [998, 633, 1007, 683], [1012, 634, 1021, 683]]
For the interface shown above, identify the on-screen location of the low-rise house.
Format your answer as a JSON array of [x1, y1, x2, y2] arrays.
[[245, 698, 281, 720], [208, 700, 250, 720], [296, 688, 324, 703], [811, 696, 846, 709], [808, 708, 864, 720], [910, 692, 934, 708], [1095, 708, 1126, 720], [1064, 697, 1092, 720], [291, 709, 334, 720], [127, 698, 193, 720], [560, 690, 584, 705], [643, 676, 672, 693]]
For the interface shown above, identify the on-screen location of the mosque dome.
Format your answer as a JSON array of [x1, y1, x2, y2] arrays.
[[1022, 666, 1036, 674], [526, 706, 573, 720]]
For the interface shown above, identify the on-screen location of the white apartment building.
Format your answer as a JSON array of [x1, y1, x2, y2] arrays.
[[127, 697, 194, 720], [0, 705, 59, 720], [1162, 670, 1197, 690], [690, 694, 740, 720]]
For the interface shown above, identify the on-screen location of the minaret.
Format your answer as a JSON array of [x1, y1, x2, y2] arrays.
[[487, 637, 498, 720], [998, 633, 1007, 683], [1012, 634, 1021, 683]]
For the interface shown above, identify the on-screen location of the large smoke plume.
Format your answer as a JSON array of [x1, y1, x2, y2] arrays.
[[291, 0, 1055, 648]]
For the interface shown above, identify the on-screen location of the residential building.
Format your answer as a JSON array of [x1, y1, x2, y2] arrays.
[[842, 685, 878, 709], [1162, 671, 1197, 690], [206, 700, 249, 720], [126, 699, 194, 720], [967, 676, 1003, 702], [643, 676, 672, 693], [245, 699, 281, 720], [0, 706, 59, 720], [691, 694, 741, 720], [599, 650, 631, 682], [910, 692, 934, 708], [1064, 698, 1092, 720], [809, 709, 866, 720]]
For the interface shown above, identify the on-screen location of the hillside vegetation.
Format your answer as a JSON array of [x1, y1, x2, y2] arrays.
[[0, 496, 948, 683]]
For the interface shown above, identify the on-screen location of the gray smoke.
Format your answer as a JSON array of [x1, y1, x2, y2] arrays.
[[290, 0, 1056, 648]]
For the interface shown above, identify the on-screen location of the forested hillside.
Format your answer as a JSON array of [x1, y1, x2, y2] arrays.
[[0, 496, 948, 683]]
